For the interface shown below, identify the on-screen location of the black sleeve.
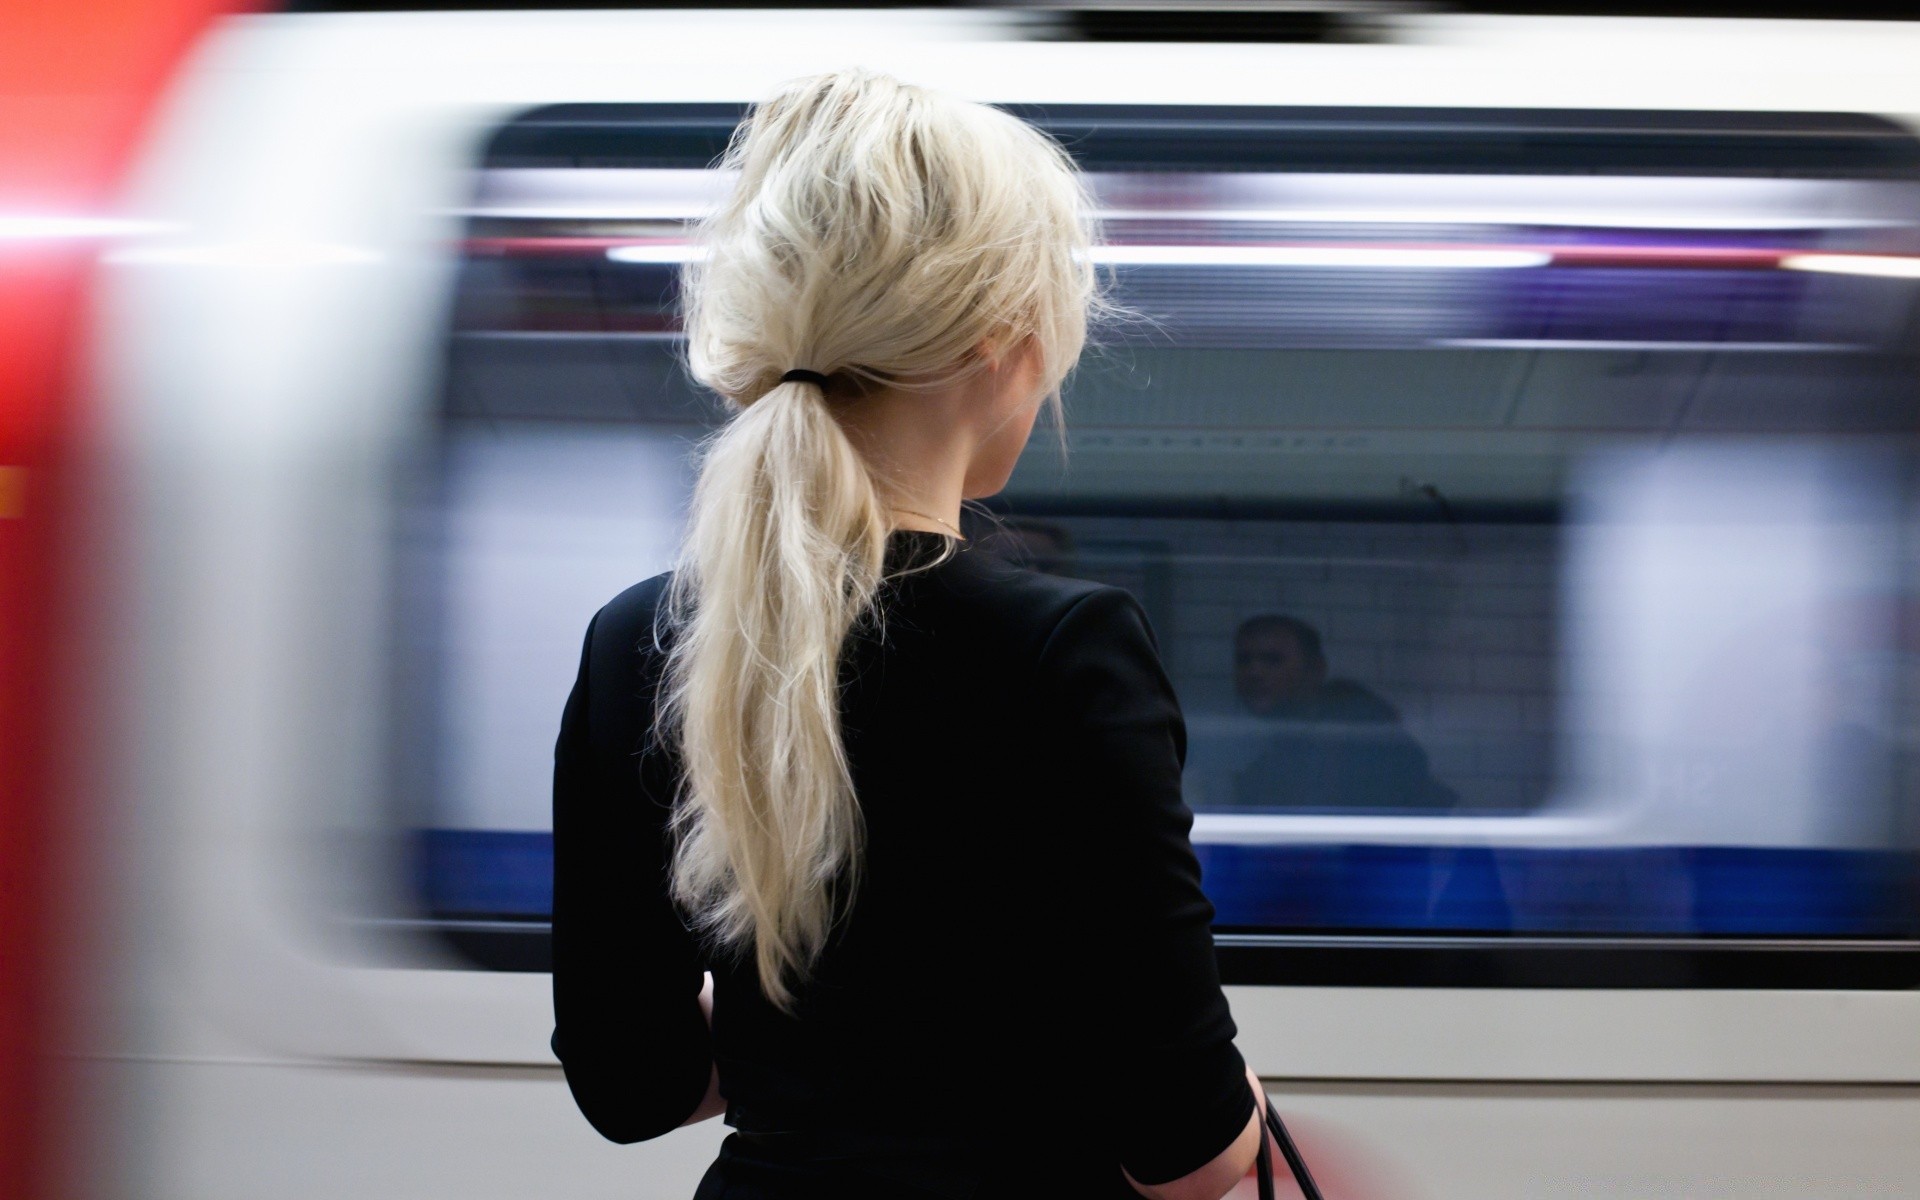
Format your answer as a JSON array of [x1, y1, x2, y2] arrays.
[[1036, 587, 1255, 1187], [550, 606, 713, 1143]]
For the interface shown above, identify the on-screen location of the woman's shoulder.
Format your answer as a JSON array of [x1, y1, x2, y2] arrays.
[[928, 547, 1154, 662], [580, 552, 1151, 667], [582, 571, 676, 665]]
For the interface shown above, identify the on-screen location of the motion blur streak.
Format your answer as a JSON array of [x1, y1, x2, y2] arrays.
[[1782, 252, 1920, 278], [0, 4, 254, 1199]]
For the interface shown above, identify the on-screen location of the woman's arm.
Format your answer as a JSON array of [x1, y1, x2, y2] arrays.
[[1034, 587, 1262, 1198], [552, 600, 716, 1143], [679, 973, 727, 1126], [1122, 1067, 1268, 1200]]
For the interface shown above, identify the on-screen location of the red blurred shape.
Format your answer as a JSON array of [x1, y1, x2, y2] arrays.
[[0, 2, 257, 1198], [1231, 1110, 1413, 1200]]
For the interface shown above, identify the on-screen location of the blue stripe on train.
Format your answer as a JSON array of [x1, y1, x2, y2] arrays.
[[417, 829, 554, 917], [415, 829, 1914, 937], [1196, 842, 1914, 936]]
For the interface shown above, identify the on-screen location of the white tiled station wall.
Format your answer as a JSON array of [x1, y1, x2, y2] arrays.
[[1057, 516, 1561, 811]]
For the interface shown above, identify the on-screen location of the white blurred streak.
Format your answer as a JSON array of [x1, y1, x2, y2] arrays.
[[1089, 245, 1551, 269], [0, 214, 177, 240], [1781, 253, 1920, 279], [104, 240, 384, 267], [610, 243, 1555, 268], [469, 166, 730, 220], [437, 428, 691, 832], [473, 169, 1920, 231], [605, 243, 703, 264], [1093, 172, 1920, 230], [1557, 443, 1901, 848]]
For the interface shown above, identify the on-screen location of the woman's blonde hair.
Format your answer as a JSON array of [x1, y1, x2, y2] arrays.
[[659, 68, 1104, 1010]]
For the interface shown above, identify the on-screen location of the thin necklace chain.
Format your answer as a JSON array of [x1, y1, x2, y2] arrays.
[[891, 507, 964, 539]]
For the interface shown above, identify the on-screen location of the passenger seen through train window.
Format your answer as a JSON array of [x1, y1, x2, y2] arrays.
[[1231, 615, 1459, 812]]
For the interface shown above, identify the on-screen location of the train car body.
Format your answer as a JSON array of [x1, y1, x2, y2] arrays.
[[86, 10, 1920, 1198]]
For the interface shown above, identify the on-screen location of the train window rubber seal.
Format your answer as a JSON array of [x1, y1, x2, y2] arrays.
[[409, 922, 1920, 989], [398, 101, 1920, 987], [481, 103, 1920, 179]]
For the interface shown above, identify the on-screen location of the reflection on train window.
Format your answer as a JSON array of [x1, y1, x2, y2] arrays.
[[404, 107, 1920, 963], [971, 514, 1550, 816]]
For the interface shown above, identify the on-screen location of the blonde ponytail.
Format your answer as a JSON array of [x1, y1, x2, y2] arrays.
[[660, 68, 1104, 1010], [661, 375, 886, 1011]]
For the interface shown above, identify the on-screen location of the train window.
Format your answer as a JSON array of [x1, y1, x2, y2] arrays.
[[398, 105, 1920, 983]]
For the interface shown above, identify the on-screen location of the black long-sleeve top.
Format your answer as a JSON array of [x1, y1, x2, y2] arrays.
[[552, 529, 1254, 1197]]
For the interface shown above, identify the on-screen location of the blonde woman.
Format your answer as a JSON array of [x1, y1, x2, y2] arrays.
[[551, 69, 1268, 1200]]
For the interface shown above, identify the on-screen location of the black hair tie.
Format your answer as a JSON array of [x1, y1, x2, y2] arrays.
[[780, 369, 831, 388]]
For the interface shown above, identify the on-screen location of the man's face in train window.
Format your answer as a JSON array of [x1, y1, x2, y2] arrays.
[[1234, 629, 1325, 716]]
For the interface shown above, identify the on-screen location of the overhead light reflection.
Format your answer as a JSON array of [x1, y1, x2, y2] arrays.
[[1089, 246, 1552, 269], [605, 244, 704, 264], [605, 244, 1552, 270], [0, 215, 175, 240], [1779, 253, 1920, 279]]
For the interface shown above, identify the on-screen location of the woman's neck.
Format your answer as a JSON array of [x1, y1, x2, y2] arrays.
[[834, 382, 976, 535]]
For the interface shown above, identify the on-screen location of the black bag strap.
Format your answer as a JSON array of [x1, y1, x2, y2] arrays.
[[1255, 1097, 1325, 1200]]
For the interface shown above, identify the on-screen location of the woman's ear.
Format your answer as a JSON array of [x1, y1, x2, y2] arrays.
[[973, 331, 1039, 375], [972, 333, 1007, 373]]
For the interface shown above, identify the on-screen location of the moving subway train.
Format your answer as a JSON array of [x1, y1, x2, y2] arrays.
[[75, 9, 1920, 1198]]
